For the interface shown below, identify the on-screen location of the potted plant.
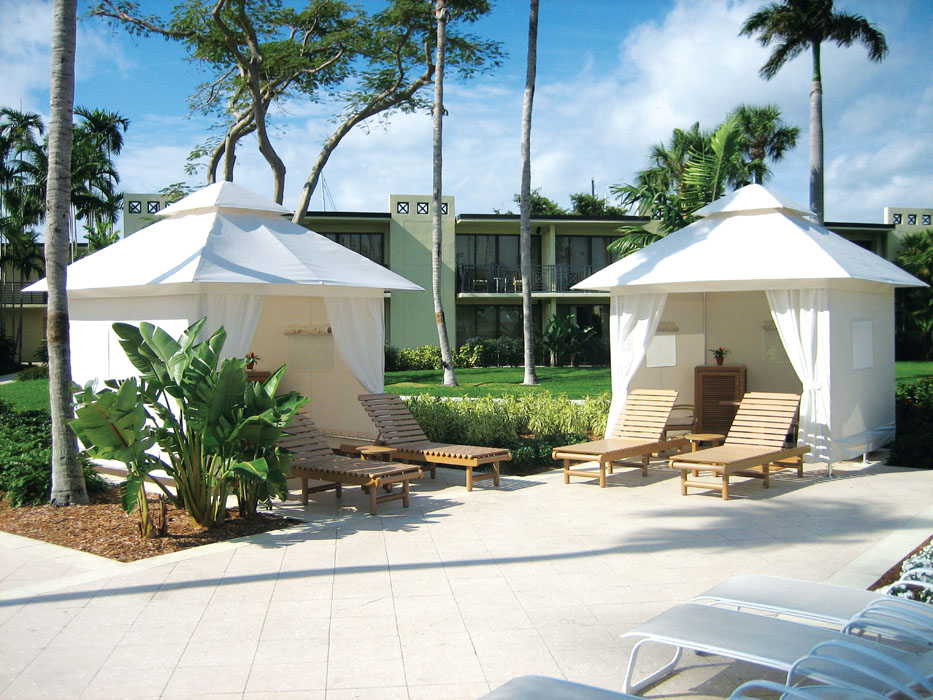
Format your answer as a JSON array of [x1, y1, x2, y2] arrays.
[[245, 351, 261, 370], [710, 347, 729, 366]]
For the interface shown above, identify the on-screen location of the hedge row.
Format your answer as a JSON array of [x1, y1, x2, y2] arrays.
[[888, 378, 933, 469], [404, 392, 610, 471]]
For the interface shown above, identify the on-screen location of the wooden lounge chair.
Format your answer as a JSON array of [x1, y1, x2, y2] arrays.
[[278, 412, 422, 515], [357, 393, 511, 491], [551, 389, 689, 488], [671, 392, 810, 499]]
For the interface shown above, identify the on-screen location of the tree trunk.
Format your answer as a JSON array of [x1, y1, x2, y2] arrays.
[[520, 0, 539, 386], [46, 0, 88, 506], [810, 42, 824, 225], [432, 0, 457, 387]]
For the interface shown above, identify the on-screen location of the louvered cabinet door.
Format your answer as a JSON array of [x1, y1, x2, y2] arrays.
[[695, 366, 747, 434]]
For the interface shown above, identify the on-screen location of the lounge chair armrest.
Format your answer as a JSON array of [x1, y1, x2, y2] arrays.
[[845, 606, 933, 649], [728, 680, 884, 700], [861, 596, 933, 625]]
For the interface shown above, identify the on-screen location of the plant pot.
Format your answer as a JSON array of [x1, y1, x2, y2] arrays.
[[246, 362, 255, 370], [715, 357, 724, 366]]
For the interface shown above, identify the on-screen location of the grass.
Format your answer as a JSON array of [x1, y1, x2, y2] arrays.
[[0, 378, 49, 412], [386, 366, 611, 399], [896, 361, 933, 385]]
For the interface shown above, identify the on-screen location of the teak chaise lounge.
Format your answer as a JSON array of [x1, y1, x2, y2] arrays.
[[670, 392, 810, 499], [357, 393, 511, 491], [278, 412, 422, 515], [551, 389, 689, 487]]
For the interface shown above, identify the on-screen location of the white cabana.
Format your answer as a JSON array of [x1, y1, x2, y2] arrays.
[[27, 182, 422, 435], [575, 184, 926, 467]]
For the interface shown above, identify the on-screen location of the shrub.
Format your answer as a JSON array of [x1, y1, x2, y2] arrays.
[[0, 334, 19, 375], [0, 400, 108, 507], [398, 344, 443, 370], [384, 344, 402, 372], [888, 540, 933, 605], [16, 364, 49, 381], [404, 393, 610, 472], [888, 378, 933, 468]]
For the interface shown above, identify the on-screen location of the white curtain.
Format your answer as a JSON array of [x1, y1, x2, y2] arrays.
[[325, 295, 385, 393], [199, 293, 264, 361], [605, 292, 668, 434], [766, 288, 832, 467]]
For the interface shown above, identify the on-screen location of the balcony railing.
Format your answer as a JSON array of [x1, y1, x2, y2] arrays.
[[456, 264, 600, 294], [1, 282, 47, 306]]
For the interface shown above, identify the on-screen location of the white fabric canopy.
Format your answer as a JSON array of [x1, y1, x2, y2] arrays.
[[199, 293, 265, 361], [605, 293, 668, 434], [325, 296, 385, 393], [766, 289, 833, 467]]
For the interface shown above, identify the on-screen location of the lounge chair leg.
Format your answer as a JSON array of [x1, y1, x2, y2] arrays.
[[335, 483, 342, 500], [368, 483, 378, 515], [563, 460, 570, 484], [624, 639, 683, 694], [493, 462, 500, 487], [599, 463, 606, 488], [402, 479, 410, 508], [641, 453, 649, 477], [722, 476, 729, 500], [763, 465, 770, 489], [466, 467, 473, 491], [301, 478, 309, 505]]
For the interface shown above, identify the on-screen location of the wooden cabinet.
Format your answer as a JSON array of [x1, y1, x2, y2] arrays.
[[695, 365, 747, 434]]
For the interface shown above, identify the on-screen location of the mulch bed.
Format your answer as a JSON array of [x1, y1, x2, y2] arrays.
[[0, 487, 300, 563], [870, 532, 933, 590]]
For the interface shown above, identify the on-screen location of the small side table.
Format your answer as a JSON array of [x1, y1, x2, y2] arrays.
[[684, 432, 725, 452], [356, 445, 398, 462]]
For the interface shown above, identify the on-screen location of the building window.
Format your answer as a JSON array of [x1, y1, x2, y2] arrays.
[[128, 200, 141, 213], [893, 214, 902, 224], [396, 201, 409, 215], [456, 234, 540, 268], [555, 235, 617, 272], [924, 215, 931, 226], [147, 201, 160, 214], [908, 214, 917, 225], [416, 202, 429, 215], [441, 203, 448, 215], [322, 232, 385, 266], [456, 303, 542, 345]]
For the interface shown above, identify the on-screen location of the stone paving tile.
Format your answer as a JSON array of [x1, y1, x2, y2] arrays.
[[2, 461, 933, 699]]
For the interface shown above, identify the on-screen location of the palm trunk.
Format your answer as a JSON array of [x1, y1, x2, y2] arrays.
[[47, 0, 88, 506], [520, 0, 539, 385], [810, 42, 824, 225], [432, 0, 456, 387]]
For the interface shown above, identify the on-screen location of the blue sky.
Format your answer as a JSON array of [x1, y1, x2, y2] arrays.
[[2, 0, 931, 225]]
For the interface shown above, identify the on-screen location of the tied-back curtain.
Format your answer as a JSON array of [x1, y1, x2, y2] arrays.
[[606, 292, 668, 435], [325, 295, 384, 393], [766, 288, 832, 466], [199, 293, 264, 361]]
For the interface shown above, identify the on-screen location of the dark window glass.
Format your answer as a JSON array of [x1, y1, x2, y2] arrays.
[[321, 232, 384, 265], [498, 306, 522, 338], [498, 236, 519, 268], [475, 305, 497, 338], [474, 235, 496, 267]]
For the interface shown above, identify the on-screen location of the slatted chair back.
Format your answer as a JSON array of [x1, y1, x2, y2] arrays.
[[278, 412, 335, 460], [609, 390, 679, 441], [359, 393, 430, 448], [724, 393, 801, 449]]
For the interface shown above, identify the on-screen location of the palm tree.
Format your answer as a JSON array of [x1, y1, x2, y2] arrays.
[[740, 0, 887, 224], [431, 0, 457, 386], [519, 0, 539, 386], [73, 106, 127, 228], [46, 0, 89, 506], [729, 104, 800, 185]]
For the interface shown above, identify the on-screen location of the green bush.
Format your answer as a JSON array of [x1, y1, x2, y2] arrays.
[[384, 344, 402, 372], [404, 393, 610, 472], [889, 378, 933, 468], [388, 337, 532, 370], [16, 364, 48, 381], [398, 345, 443, 370], [0, 400, 108, 507]]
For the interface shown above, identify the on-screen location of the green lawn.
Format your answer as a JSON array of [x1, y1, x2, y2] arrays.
[[386, 366, 611, 399], [896, 361, 933, 385], [0, 378, 50, 412]]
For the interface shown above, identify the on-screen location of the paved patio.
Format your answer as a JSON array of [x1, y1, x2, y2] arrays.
[[2, 456, 933, 700]]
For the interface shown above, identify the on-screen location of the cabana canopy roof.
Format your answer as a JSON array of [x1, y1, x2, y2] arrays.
[[26, 181, 423, 298], [574, 184, 925, 294]]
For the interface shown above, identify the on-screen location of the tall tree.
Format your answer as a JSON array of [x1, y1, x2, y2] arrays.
[[741, 0, 887, 224], [519, 0, 538, 386], [729, 103, 800, 185], [46, 0, 88, 505], [293, 0, 501, 222], [431, 0, 456, 386]]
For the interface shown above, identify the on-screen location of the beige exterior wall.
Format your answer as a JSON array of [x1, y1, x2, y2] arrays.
[[122, 193, 173, 236], [249, 295, 377, 439]]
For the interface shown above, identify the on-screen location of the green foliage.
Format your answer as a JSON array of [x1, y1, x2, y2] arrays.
[[509, 188, 567, 216], [0, 377, 50, 412], [0, 333, 17, 374], [404, 392, 609, 471], [16, 364, 48, 381], [895, 230, 933, 361], [888, 378, 933, 469], [71, 319, 307, 531], [540, 315, 598, 367], [568, 193, 627, 218], [0, 399, 107, 507]]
